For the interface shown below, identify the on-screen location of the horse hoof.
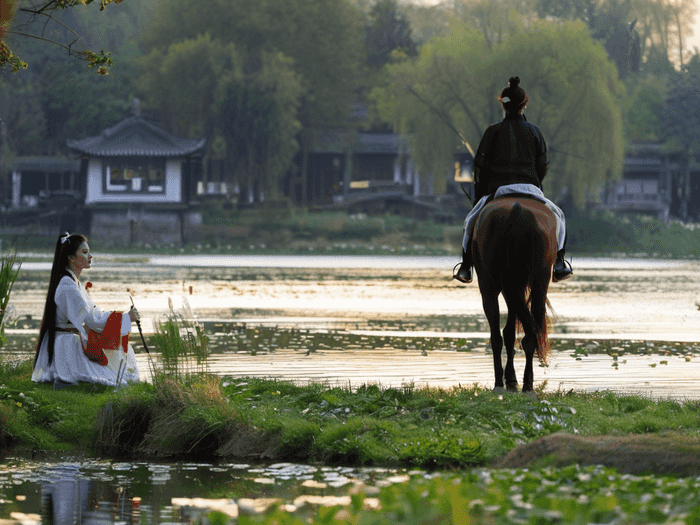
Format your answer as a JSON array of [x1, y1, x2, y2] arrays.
[[506, 385, 519, 393], [493, 387, 506, 394], [522, 391, 538, 401]]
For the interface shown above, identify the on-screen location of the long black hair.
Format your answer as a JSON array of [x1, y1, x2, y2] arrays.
[[34, 232, 88, 367]]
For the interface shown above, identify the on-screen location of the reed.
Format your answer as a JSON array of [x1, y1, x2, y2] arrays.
[[150, 298, 210, 384], [0, 250, 20, 347]]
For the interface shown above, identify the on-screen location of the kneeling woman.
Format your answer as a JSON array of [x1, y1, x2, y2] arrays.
[[32, 233, 140, 388]]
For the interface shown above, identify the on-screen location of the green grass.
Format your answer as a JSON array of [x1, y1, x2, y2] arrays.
[[1, 362, 699, 468]]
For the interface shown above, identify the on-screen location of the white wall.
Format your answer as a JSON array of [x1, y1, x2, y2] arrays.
[[85, 158, 182, 205]]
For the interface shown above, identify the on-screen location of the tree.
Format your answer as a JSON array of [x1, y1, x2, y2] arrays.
[[403, 2, 453, 44], [373, 19, 626, 206], [622, 74, 664, 141], [660, 72, 700, 219], [632, 0, 697, 70], [1, 0, 126, 73], [0, 0, 146, 156], [365, 0, 417, 68], [215, 51, 303, 202], [143, 0, 362, 130], [535, 0, 597, 24], [137, 34, 303, 202]]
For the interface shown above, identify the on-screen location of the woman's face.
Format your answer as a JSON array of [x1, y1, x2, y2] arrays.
[[69, 242, 92, 272]]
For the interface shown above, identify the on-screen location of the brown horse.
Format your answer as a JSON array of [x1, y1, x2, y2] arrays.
[[472, 196, 557, 393]]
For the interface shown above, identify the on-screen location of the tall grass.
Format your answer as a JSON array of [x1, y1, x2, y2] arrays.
[[0, 250, 20, 347], [150, 298, 210, 384]]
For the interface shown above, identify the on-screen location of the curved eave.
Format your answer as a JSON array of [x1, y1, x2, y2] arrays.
[[67, 139, 206, 158]]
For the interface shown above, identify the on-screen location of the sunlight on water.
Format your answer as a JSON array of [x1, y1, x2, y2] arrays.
[[6, 256, 700, 398]]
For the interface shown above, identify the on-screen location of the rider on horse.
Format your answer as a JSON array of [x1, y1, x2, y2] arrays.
[[454, 76, 573, 284]]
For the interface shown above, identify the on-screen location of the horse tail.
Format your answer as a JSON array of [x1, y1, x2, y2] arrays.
[[503, 202, 551, 364]]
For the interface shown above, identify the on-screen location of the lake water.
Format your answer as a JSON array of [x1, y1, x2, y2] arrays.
[[8, 254, 700, 397], [1, 255, 700, 522]]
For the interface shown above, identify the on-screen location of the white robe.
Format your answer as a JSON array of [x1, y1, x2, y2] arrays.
[[32, 273, 139, 386]]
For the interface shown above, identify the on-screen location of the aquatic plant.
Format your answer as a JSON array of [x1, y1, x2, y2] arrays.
[[0, 249, 20, 347], [150, 298, 210, 383], [204, 464, 700, 524]]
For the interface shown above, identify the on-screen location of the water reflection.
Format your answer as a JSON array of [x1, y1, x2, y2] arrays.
[[0, 459, 404, 523]]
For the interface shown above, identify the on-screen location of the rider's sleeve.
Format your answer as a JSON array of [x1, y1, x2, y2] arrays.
[[473, 165, 486, 202], [472, 125, 497, 201], [535, 133, 549, 185]]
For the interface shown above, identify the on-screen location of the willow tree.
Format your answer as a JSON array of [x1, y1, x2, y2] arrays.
[[373, 19, 625, 207], [137, 34, 302, 202]]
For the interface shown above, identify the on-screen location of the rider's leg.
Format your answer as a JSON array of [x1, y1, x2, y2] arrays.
[[553, 232, 573, 282], [454, 237, 473, 283], [454, 196, 488, 284]]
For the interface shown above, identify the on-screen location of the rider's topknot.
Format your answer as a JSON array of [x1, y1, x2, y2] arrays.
[[499, 76, 528, 114]]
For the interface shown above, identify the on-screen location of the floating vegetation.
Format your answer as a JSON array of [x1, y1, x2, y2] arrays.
[[561, 339, 700, 359], [201, 322, 472, 355]]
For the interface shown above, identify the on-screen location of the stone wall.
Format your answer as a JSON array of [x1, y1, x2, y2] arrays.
[[90, 209, 202, 247]]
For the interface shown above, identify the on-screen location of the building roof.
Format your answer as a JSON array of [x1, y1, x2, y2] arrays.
[[13, 156, 80, 172], [67, 116, 206, 157]]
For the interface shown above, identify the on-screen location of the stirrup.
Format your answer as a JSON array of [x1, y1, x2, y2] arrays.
[[553, 258, 573, 282], [453, 262, 473, 284]]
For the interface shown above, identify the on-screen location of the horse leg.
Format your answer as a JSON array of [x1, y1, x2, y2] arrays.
[[521, 334, 536, 393], [482, 293, 504, 390], [503, 310, 518, 392]]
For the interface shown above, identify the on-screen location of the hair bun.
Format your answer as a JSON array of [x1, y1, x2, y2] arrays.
[[508, 76, 520, 89]]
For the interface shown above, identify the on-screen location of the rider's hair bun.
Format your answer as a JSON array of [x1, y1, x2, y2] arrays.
[[501, 76, 527, 112]]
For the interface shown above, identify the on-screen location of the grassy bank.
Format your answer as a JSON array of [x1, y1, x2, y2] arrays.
[[3, 358, 700, 522], [2, 358, 700, 472], [3, 208, 700, 258]]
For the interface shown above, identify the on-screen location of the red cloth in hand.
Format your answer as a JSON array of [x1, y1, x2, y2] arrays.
[[83, 312, 130, 366]]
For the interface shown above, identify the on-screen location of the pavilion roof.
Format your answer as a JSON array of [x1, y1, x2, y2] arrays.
[[67, 116, 205, 157]]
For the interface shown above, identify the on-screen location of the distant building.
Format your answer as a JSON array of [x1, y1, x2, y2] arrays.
[[9, 157, 81, 210], [67, 111, 206, 246], [291, 130, 458, 219], [600, 143, 700, 223]]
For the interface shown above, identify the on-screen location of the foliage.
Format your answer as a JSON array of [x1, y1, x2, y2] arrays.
[[249, 464, 700, 524], [136, 31, 301, 203], [96, 376, 249, 460], [221, 377, 700, 468], [622, 74, 664, 142], [136, 34, 238, 144], [535, 0, 697, 73], [151, 299, 210, 384], [567, 210, 700, 256], [661, 71, 700, 151], [214, 50, 303, 201], [373, 19, 626, 205], [142, 0, 362, 130], [0, 249, 20, 346], [1, 0, 128, 74], [537, 0, 640, 78], [365, 0, 418, 69], [0, 0, 147, 156]]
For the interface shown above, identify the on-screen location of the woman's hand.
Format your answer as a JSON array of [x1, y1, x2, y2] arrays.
[[129, 307, 140, 323]]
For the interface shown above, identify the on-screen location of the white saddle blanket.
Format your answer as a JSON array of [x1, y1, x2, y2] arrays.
[[462, 184, 566, 251]]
